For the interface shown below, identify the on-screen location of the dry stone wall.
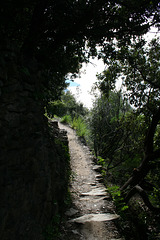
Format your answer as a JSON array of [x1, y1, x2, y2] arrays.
[[0, 47, 69, 240]]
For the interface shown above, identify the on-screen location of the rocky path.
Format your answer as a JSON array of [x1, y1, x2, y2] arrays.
[[59, 122, 124, 240]]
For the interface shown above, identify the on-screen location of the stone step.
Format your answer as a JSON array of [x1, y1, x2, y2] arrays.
[[65, 207, 79, 217], [80, 188, 107, 196], [92, 165, 102, 172], [95, 174, 102, 178], [80, 196, 110, 202], [94, 174, 104, 183], [69, 213, 119, 223]]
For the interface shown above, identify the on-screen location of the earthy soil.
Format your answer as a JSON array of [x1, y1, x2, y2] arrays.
[[59, 122, 125, 240]]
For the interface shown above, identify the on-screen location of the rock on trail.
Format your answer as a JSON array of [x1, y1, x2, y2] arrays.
[[69, 213, 119, 223], [58, 122, 124, 240]]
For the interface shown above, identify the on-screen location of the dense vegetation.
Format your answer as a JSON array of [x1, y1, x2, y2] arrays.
[[92, 37, 160, 238], [91, 37, 160, 188], [53, 37, 160, 239]]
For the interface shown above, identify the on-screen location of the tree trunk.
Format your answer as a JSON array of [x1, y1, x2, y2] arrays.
[[120, 108, 160, 210], [125, 185, 160, 212]]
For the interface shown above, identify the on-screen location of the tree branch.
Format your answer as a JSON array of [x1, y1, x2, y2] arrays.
[[138, 67, 160, 89], [125, 185, 160, 213], [144, 107, 160, 156]]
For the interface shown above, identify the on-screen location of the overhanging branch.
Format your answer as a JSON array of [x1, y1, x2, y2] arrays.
[[125, 185, 160, 213]]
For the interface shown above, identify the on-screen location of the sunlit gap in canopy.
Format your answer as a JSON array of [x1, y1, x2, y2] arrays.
[[65, 27, 160, 109]]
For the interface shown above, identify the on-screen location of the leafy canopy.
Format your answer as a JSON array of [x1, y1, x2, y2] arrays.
[[1, 1, 160, 74], [1, 1, 160, 105]]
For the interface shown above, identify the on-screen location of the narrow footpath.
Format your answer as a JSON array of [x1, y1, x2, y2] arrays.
[[59, 122, 124, 240]]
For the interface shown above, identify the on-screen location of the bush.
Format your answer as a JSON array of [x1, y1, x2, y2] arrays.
[[71, 116, 87, 137], [46, 100, 66, 118], [60, 115, 72, 124]]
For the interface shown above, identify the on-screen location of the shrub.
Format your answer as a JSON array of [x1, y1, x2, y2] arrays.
[[60, 115, 72, 124], [71, 116, 87, 137]]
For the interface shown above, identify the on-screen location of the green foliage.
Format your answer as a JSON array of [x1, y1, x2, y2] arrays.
[[46, 91, 88, 120], [108, 185, 121, 199], [89, 38, 160, 239], [149, 187, 160, 208], [46, 100, 66, 118], [2, 0, 159, 107], [148, 168, 160, 208], [107, 185, 128, 213], [89, 91, 124, 158], [89, 90, 144, 184], [60, 114, 88, 138], [53, 91, 90, 140], [90, 38, 160, 188], [60, 115, 72, 124], [71, 116, 87, 137], [61, 91, 78, 118], [61, 91, 88, 118], [96, 67, 121, 97], [97, 156, 106, 168]]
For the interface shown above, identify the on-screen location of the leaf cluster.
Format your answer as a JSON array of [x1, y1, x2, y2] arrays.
[[1, 0, 160, 102]]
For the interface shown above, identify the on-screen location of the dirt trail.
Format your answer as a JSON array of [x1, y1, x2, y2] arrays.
[[59, 122, 124, 240]]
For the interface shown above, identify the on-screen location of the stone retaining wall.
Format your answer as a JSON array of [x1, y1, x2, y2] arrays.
[[0, 50, 69, 239]]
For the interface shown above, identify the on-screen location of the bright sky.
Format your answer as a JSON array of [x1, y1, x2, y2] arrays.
[[67, 58, 105, 109], [67, 28, 160, 109]]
